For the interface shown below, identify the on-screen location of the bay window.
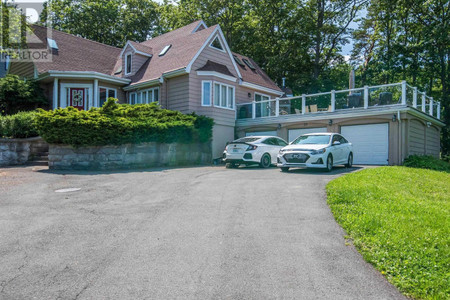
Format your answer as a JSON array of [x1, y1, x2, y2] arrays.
[[99, 87, 117, 107]]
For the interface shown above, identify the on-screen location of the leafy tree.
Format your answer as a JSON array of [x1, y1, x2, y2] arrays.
[[0, 75, 48, 115]]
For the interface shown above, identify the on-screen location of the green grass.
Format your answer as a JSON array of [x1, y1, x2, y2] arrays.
[[327, 167, 450, 300]]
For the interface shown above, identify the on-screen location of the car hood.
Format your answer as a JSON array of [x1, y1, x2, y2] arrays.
[[282, 144, 329, 151]]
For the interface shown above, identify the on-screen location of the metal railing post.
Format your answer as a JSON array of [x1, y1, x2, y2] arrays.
[[331, 90, 336, 112], [364, 86, 369, 109], [422, 93, 426, 112], [252, 101, 256, 119], [302, 94, 306, 114], [275, 98, 279, 117], [401, 81, 407, 105], [413, 87, 417, 108], [429, 97, 434, 116], [437, 102, 441, 119]]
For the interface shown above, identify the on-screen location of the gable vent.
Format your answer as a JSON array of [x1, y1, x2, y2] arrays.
[[159, 44, 172, 56]]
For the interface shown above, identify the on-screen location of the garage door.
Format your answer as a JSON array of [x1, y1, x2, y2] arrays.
[[246, 131, 277, 137], [288, 127, 327, 142], [341, 123, 389, 165]]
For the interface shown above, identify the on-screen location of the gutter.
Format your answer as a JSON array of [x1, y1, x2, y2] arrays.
[[40, 71, 131, 85], [123, 68, 188, 91]]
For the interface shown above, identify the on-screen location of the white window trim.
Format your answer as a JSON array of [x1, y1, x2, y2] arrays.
[[125, 53, 132, 75], [196, 71, 237, 83], [60, 83, 93, 110], [129, 92, 137, 104], [139, 87, 160, 104], [213, 81, 235, 111], [98, 86, 117, 107], [201, 80, 212, 107], [209, 36, 226, 53]]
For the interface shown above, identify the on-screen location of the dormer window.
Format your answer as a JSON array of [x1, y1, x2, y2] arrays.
[[209, 36, 224, 52], [159, 44, 172, 56], [125, 53, 132, 75]]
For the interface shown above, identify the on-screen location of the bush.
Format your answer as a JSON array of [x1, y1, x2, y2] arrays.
[[404, 155, 450, 172], [35, 98, 214, 147], [0, 75, 48, 115], [0, 111, 39, 139]]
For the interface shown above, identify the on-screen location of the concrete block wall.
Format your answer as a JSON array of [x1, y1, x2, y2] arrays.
[[48, 142, 212, 170]]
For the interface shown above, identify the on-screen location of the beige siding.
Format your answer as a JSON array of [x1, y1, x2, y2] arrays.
[[408, 119, 425, 155], [9, 62, 35, 78], [167, 75, 189, 113], [426, 126, 440, 157], [189, 33, 279, 127]]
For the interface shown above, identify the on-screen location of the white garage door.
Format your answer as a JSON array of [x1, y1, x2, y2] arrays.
[[246, 131, 277, 137], [288, 127, 327, 142], [341, 123, 389, 165]]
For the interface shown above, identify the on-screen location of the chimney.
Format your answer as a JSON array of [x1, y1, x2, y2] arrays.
[[282, 77, 286, 88]]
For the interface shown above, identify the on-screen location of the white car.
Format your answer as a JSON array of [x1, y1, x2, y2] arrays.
[[277, 133, 353, 172], [223, 136, 289, 168]]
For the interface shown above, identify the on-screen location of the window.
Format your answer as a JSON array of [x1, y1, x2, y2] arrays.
[[255, 93, 270, 102], [233, 55, 245, 67], [129, 92, 137, 105], [99, 87, 117, 107], [129, 87, 159, 105], [209, 36, 224, 52], [159, 44, 172, 56], [202, 81, 212, 106], [125, 53, 132, 75], [276, 138, 288, 147], [243, 58, 256, 70], [47, 38, 58, 50], [213, 82, 234, 109]]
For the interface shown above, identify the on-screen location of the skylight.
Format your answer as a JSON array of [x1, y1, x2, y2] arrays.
[[243, 58, 256, 70], [233, 55, 245, 67], [47, 38, 58, 50], [159, 44, 172, 56]]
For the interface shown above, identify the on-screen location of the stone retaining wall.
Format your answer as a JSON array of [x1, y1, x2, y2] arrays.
[[0, 137, 49, 166], [49, 142, 212, 170]]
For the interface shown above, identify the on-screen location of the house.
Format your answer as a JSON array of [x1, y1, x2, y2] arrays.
[[8, 20, 284, 159], [8, 20, 444, 165]]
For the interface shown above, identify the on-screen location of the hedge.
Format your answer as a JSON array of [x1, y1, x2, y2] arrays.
[[404, 155, 450, 173], [35, 98, 214, 147], [0, 111, 39, 139]]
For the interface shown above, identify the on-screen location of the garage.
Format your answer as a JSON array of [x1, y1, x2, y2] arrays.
[[246, 131, 277, 137], [288, 127, 327, 142], [341, 123, 389, 165]]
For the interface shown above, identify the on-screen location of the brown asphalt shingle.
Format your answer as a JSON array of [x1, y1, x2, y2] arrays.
[[196, 60, 235, 77]]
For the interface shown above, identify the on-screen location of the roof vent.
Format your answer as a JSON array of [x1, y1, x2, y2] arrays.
[[243, 58, 256, 70], [47, 38, 58, 50], [159, 44, 172, 56]]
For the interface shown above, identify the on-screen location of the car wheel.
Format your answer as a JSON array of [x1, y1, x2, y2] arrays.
[[281, 167, 289, 172], [345, 153, 353, 168], [260, 153, 271, 168], [326, 155, 333, 172]]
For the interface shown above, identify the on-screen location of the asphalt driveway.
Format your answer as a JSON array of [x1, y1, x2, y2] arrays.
[[0, 165, 405, 299]]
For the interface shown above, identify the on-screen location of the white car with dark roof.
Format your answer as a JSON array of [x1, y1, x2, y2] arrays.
[[223, 136, 289, 168], [277, 133, 353, 172]]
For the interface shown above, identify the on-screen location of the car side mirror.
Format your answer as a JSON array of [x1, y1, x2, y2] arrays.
[[333, 141, 341, 146]]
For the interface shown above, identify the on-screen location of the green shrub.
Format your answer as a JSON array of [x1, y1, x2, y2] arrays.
[[404, 155, 450, 173], [35, 98, 214, 147], [0, 111, 39, 138], [0, 75, 48, 115]]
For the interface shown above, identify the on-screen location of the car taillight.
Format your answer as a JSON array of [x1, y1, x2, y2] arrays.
[[247, 145, 258, 151]]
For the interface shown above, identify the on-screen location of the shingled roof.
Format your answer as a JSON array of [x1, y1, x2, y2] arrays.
[[196, 60, 235, 77], [31, 25, 122, 76]]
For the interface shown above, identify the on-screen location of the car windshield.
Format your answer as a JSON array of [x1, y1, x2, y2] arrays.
[[292, 135, 331, 145], [234, 137, 261, 143]]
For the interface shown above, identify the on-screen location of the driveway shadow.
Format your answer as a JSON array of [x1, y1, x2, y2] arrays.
[[232, 164, 364, 176]]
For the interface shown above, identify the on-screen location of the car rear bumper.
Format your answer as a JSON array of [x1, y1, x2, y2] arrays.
[[223, 152, 258, 164]]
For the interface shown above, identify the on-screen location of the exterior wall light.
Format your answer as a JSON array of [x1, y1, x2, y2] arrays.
[[392, 114, 397, 122], [426, 122, 432, 128], [328, 119, 333, 126]]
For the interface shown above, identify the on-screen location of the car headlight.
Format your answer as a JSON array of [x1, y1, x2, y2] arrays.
[[311, 148, 326, 155], [279, 149, 286, 154]]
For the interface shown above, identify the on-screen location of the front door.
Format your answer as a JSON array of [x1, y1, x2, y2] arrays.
[[69, 88, 85, 110]]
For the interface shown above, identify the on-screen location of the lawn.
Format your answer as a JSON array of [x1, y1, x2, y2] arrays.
[[327, 167, 449, 300]]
